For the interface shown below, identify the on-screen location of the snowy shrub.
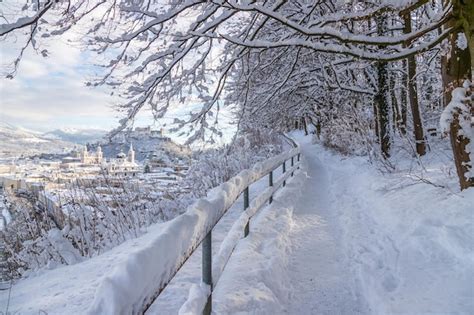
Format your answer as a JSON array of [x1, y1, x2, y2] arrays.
[[0, 178, 175, 279], [1, 189, 68, 278], [319, 97, 377, 157], [180, 126, 285, 197]]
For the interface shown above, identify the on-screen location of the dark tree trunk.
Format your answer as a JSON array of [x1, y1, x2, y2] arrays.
[[390, 72, 401, 133], [399, 60, 408, 135], [303, 117, 308, 135], [316, 119, 321, 139], [404, 13, 426, 156], [442, 0, 474, 190], [375, 15, 391, 158]]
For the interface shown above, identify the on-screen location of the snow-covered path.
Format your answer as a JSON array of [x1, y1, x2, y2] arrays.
[[285, 140, 369, 314]]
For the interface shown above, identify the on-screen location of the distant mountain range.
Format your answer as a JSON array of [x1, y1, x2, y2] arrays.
[[43, 128, 107, 145], [0, 122, 75, 158]]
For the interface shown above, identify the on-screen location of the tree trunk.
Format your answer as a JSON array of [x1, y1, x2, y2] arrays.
[[404, 12, 426, 156], [442, 0, 474, 190], [375, 15, 391, 158], [389, 18, 405, 135], [390, 71, 401, 134], [316, 119, 321, 139], [400, 60, 408, 135], [303, 117, 308, 135]]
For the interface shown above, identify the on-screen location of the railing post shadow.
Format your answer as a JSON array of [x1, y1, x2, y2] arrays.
[[202, 231, 212, 315], [243, 187, 249, 237], [269, 170, 273, 204], [282, 160, 286, 187]]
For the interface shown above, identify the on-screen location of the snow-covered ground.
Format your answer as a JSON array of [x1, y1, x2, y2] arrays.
[[210, 132, 473, 314], [1, 132, 472, 314]]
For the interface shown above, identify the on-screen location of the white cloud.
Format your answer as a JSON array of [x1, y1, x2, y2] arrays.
[[0, 36, 118, 131]]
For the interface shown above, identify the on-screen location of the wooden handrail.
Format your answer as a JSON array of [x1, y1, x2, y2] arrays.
[[199, 150, 302, 314], [88, 148, 302, 315]]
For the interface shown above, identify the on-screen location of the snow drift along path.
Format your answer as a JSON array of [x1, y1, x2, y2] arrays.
[[285, 137, 369, 314]]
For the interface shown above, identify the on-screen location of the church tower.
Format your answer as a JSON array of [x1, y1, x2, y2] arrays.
[[128, 143, 135, 163], [81, 146, 89, 164], [96, 145, 103, 163]]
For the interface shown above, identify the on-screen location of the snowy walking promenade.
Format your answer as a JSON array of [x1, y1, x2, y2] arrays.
[[214, 133, 473, 314], [285, 140, 369, 314]]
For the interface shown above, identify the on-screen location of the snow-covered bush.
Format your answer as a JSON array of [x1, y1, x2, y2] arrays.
[[316, 94, 377, 157], [181, 126, 285, 197], [1, 189, 68, 278], [440, 81, 473, 137], [0, 179, 173, 279]]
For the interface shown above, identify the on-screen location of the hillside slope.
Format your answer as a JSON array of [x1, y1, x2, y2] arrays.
[[0, 123, 75, 158]]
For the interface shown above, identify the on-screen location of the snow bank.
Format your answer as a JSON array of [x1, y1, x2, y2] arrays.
[[87, 148, 299, 314], [212, 159, 307, 314], [212, 162, 301, 285], [178, 283, 210, 315], [314, 141, 474, 314]]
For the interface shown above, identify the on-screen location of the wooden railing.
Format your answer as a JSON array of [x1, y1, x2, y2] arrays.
[[87, 148, 302, 315], [192, 149, 302, 314]]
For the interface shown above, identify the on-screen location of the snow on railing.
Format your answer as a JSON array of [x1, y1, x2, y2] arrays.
[[87, 147, 302, 315]]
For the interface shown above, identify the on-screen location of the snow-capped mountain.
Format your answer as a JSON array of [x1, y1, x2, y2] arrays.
[[43, 128, 107, 144], [0, 122, 75, 157]]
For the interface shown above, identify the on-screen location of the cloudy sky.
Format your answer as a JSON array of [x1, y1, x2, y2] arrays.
[[0, 35, 122, 132], [0, 4, 235, 146]]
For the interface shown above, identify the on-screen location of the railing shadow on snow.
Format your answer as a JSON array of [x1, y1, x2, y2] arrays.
[[87, 147, 302, 315]]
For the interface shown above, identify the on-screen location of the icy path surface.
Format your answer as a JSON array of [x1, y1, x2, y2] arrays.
[[285, 139, 368, 314]]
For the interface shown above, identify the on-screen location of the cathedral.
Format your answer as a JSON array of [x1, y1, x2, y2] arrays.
[[105, 143, 139, 177], [80, 145, 103, 165]]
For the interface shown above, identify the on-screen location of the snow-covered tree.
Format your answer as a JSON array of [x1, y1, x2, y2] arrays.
[[2, 0, 472, 188]]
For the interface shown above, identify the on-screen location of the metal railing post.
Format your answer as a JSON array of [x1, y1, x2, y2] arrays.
[[297, 153, 301, 169], [291, 156, 294, 177], [282, 160, 286, 187], [269, 170, 273, 204], [202, 231, 212, 315], [243, 187, 249, 237]]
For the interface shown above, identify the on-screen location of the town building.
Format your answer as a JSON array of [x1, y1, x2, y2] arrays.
[[104, 144, 140, 177], [80, 145, 103, 164]]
